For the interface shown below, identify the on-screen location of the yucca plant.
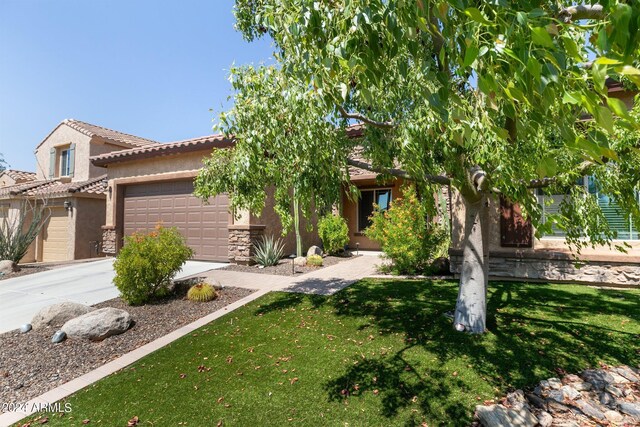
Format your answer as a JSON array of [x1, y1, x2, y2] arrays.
[[253, 235, 284, 267]]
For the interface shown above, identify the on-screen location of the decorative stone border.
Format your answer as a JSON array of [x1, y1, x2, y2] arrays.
[[228, 224, 265, 265]]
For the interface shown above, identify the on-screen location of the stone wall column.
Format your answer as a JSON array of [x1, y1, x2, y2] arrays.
[[228, 225, 266, 265], [101, 226, 117, 256]]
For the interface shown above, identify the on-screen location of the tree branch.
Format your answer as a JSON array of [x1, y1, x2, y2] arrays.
[[337, 105, 396, 129], [527, 160, 596, 189], [347, 158, 450, 186], [559, 4, 605, 24]]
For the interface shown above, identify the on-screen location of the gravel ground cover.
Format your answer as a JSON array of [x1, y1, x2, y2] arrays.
[[0, 286, 254, 406], [220, 254, 355, 276]]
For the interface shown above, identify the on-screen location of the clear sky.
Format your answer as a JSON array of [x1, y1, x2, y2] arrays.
[[0, 0, 273, 172]]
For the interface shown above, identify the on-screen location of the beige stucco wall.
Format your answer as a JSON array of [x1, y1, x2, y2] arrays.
[[0, 175, 16, 188], [0, 200, 37, 263], [253, 186, 321, 256], [449, 189, 640, 258], [34, 125, 127, 182]]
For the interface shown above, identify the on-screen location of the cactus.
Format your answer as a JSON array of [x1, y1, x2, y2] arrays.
[[187, 283, 218, 302]]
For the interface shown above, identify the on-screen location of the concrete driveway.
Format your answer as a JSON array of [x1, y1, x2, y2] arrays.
[[0, 258, 225, 333]]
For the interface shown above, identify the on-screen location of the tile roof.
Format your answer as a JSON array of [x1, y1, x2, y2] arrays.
[[0, 169, 37, 183], [0, 175, 107, 198], [91, 134, 234, 166], [36, 119, 159, 151]]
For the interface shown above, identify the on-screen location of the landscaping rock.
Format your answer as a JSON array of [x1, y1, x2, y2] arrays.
[[430, 257, 450, 275], [306, 245, 323, 257], [294, 256, 307, 266], [0, 259, 19, 274], [478, 365, 640, 427], [476, 404, 537, 427], [206, 278, 224, 290], [51, 330, 66, 343], [62, 307, 132, 341], [19, 324, 32, 333], [32, 302, 95, 329]]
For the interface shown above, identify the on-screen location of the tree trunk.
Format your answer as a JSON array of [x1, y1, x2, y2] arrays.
[[293, 190, 303, 257], [454, 194, 490, 334]]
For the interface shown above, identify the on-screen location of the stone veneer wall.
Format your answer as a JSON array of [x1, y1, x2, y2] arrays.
[[450, 250, 640, 286], [101, 227, 117, 256], [228, 225, 265, 265]]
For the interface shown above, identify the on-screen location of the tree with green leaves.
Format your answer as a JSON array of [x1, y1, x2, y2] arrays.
[[196, 1, 640, 333]]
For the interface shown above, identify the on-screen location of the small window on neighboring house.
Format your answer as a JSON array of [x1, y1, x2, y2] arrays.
[[60, 149, 71, 176], [358, 189, 392, 232]]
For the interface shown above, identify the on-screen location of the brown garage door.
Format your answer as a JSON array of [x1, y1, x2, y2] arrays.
[[123, 181, 229, 262]]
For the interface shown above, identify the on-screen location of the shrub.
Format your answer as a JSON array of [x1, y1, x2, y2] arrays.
[[114, 226, 194, 305], [318, 214, 349, 255], [187, 283, 218, 302], [365, 185, 449, 275], [253, 235, 284, 266], [306, 254, 323, 266]]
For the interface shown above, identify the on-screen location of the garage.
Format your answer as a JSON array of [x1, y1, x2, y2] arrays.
[[123, 180, 229, 262], [42, 208, 70, 262]]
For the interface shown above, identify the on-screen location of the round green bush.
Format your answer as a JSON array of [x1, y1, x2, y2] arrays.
[[187, 283, 218, 302], [318, 214, 349, 255], [307, 254, 323, 266], [113, 226, 194, 305]]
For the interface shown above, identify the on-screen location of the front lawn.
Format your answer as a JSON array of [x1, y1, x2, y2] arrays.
[[22, 279, 639, 426]]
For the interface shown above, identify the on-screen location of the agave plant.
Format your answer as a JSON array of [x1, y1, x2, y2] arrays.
[[253, 235, 284, 267]]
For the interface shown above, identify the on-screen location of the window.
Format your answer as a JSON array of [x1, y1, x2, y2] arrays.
[[60, 149, 71, 177], [358, 188, 392, 232], [538, 177, 639, 240]]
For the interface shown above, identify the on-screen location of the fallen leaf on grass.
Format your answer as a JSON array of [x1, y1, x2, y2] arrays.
[[179, 373, 187, 379], [82, 420, 91, 424], [373, 389, 379, 395], [217, 397, 224, 404], [290, 377, 299, 385], [39, 418, 48, 425], [217, 421, 223, 427], [127, 416, 139, 426]]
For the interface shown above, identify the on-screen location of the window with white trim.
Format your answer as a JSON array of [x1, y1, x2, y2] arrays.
[[60, 149, 71, 177], [358, 188, 392, 232]]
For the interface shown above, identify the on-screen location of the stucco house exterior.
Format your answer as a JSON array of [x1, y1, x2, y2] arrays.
[[449, 84, 640, 286], [0, 119, 160, 262]]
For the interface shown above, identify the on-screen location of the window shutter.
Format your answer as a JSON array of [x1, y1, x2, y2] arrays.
[[49, 148, 56, 179], [500, 196, 533, 248], [68, 143, 76, 177]]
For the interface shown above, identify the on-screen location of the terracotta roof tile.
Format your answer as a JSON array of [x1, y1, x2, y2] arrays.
[[0, 175, 107, 198], [35, 119, 159, 151], [0, 169, 37, 183], [91, 134, 234, 166]]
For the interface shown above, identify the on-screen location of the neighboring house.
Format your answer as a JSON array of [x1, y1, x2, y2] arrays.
[[449, 83, 640, 286], [0, 119, 160, 262]]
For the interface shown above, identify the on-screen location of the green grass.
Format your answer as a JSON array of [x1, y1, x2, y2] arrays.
[[23, 280, 639, 426]]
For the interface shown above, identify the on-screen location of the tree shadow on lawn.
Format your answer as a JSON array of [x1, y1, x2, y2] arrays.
[[258, 279, 640, 424]]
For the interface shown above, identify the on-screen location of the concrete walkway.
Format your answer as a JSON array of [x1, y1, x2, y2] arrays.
[[188, 254, 381, 295], [0, 259, 225, 333]]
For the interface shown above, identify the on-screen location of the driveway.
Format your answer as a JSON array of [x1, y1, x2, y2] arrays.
[[0, 258, 225, 333]]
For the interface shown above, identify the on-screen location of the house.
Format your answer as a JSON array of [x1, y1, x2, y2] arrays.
[[449, 83, 640, 286], [91, 134, 322, 263], [0, 119, 160, 262]]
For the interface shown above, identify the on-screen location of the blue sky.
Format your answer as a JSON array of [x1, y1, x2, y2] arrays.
[[0, 1, 273, 172]]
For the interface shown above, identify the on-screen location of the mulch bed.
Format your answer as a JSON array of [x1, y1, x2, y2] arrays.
[[0, 286, 254, 406], [0, 265, 51, 281], [220, 254, 354, 276]]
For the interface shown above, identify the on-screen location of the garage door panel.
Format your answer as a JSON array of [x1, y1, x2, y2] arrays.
[[123, 181, 229, 262]]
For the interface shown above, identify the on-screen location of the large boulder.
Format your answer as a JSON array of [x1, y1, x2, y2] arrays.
[[62, 307, 132, 341], [307, 245, 323, 257], [0, 260, 19, 274], [32, 302, 94, 329]]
